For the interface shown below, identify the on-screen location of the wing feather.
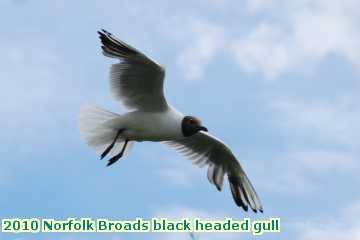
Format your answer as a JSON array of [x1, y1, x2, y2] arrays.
[[98, 29, 167, 111], [164, 131, 263, 213]]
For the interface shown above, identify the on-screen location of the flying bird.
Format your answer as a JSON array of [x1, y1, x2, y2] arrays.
[[79, 29, 263, 213]]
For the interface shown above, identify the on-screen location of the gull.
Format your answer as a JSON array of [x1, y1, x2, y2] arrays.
[[79, 29, 263, 213]]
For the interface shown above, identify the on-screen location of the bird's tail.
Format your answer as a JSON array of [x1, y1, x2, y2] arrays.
[[78, 105, 133, 159]]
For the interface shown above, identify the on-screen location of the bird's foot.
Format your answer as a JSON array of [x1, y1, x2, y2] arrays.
[[106, 139, 129, 167], [100, 129, 125, 160]]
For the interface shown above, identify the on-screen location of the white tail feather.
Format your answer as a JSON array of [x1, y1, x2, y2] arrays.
[[78, 105, 133, 159]]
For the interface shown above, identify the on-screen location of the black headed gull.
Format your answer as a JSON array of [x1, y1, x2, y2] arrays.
[[79, 29, 263, 213]]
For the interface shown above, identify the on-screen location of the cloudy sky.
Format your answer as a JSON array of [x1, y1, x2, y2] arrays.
[[1, 0, 360, 239]]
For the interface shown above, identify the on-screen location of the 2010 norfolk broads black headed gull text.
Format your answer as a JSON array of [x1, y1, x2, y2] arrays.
[[79, 29, 263, 213]]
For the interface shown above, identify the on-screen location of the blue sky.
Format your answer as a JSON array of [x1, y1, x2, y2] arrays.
[[1, 0, 360, 239]]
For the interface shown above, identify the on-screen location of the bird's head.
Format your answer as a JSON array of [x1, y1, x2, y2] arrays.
[[181, 116, 208, 137]]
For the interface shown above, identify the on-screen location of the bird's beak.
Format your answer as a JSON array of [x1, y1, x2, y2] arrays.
[[199, 126, 208, 132]]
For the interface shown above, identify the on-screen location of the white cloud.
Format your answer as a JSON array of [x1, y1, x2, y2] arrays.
[[176, 20, 225, 80], [287, 150, 357, 175], [294, 200, 360, 240], [232, 0, 360, 78], [230, 23, 290, 79], [157, 167, 193, 187], [250, 149, 358, 195], [119, 1, 360, 81], [170, 1, 360, 80], [0, 38, 77, 184], [246, 0, 274, 13], [156, 155, 203, 188], [251, 159, 316, 195], [261, 94, 360, 195], [0, 41, 61, 115], [270, 97, 360, 147], [153, 205, 226, 220]]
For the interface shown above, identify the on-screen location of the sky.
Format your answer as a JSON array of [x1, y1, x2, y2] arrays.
[[1, 0, 360, 239]]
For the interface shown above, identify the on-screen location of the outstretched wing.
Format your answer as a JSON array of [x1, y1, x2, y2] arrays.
[[98, 29, 168, 112], [164, 131, 263, 213]]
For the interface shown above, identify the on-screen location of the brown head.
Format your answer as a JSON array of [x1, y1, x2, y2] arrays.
[[181, 116, 208, 137]]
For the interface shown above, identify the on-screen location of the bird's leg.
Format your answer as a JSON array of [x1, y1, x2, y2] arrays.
[[107, 139, 129, 167], [100, 128, 125, 160]]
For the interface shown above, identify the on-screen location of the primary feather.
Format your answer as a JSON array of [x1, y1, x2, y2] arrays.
[[164, 131, 263, 213], [98, 29, 167, 111]]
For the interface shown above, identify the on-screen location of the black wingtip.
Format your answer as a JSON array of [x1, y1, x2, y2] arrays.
[[100, 29, 114, 38], [100, 152, 106, 160], [228, 175, 264, 214], [98, 30, 105, 36], [106, 160, 116, 167]]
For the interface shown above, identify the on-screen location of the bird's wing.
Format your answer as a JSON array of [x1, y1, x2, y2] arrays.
[[164, 131, 263, 213], [98, 29, 167, 112]]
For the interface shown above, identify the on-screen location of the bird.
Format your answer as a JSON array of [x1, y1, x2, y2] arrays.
[[79, 29, 263, 213]]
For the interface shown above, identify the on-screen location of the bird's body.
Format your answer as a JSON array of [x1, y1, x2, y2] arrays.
[[79, 29, 264, 213], [108, 106, 184, 142]]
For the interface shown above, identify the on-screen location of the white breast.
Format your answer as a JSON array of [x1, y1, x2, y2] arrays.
[[121, 106, 184, 141]]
